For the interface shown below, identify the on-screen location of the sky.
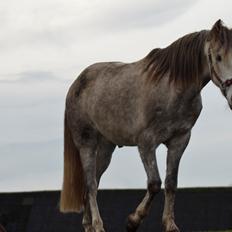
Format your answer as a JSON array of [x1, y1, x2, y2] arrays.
[[1, 0, 232, 192]]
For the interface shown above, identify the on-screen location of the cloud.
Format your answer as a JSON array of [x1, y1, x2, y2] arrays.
[[0, 79, 67, 145], [0, 0, 197, 53], [0, 0, 199, 81], [0, 73, 68, 109], [0, 139, 63, 191], [0, 71, 67, 83], [83, 0, 198, 32], [17, 71, 58, 82], [0, 139, 62, 177], [1, 0, 232, 192]]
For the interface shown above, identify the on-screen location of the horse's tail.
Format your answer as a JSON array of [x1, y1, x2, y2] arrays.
[[60, 113, 85, 213]]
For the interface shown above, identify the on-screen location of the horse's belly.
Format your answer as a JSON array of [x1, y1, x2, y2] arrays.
[[94, 122, 138, 146]]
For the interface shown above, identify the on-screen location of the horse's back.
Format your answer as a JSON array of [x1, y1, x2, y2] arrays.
[[65, 61, 147, 145]]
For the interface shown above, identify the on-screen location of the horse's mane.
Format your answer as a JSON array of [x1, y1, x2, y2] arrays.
[[144, 30, 209, 88]]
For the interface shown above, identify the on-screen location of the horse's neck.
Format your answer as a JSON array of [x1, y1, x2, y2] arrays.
[[200, 73, 211, 89], [200, 42, 212, 89], [200, 46, 211, 90], [174, 64, 211, 101]]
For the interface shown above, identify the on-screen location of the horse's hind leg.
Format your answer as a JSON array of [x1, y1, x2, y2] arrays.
[[82, 138, 115, 231], [96, 137, 116, 184], [163, 132, 191, 232], [78, 145, 105, 232], [82, 202, 93, 232], [127, 145, 161, 232]]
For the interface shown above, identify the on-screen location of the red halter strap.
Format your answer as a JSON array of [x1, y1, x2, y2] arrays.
[[224, 79, 232, 87]]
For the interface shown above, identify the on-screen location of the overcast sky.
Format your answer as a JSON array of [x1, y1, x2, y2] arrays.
[[1, 0, 232, 192]]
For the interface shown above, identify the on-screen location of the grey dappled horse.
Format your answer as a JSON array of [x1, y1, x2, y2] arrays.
[[60, 20, 232, 232]]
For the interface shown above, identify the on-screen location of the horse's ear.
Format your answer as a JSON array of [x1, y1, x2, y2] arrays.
[[208, 19, 225, 45]]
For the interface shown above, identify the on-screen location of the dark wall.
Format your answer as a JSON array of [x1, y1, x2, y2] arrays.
[[0, 188, 232, 232]]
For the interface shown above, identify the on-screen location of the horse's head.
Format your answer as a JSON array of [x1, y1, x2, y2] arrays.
[[207, 19, 232, 109]]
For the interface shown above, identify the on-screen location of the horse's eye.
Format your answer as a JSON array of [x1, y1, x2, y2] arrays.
[[216, 55, 222, 62]]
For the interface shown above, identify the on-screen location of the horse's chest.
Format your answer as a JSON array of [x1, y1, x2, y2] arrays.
[[150, 98, 202, 142], [168, 111, 197, 133]]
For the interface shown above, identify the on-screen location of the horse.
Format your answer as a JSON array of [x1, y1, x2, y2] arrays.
[[60, 19, 232, 232]]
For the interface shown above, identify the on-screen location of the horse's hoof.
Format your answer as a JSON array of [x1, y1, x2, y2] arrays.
[[126, 221, 139, 232], [166, 229, 180, 232], [84, 225, 94, 232], [91, 227, 104, 232], [85, 229, 94, 232], [163, 220, 180, 232], [126, 214, 140, 232], [94, 226, 105, 232]]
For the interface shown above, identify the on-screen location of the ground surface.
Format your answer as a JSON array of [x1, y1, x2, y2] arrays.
[[0, 188, 231, 231]]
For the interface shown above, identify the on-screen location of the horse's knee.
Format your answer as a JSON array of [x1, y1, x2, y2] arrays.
[[148, 180, 162, 195]]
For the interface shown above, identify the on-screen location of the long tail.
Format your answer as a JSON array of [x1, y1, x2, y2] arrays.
[[60, 113, 85, 213]]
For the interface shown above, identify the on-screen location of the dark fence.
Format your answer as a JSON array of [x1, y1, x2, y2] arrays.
[[0, 188, 231, 232]]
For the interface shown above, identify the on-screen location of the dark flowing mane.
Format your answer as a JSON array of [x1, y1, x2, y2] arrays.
[[144, 31, 209, 88]]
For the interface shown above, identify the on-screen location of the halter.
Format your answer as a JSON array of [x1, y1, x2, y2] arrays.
[[207, 47, 232, 95]]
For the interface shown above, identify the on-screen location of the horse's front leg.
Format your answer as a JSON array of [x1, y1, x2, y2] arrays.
[[163, 132, 191, 232], [127, 144, 161, 231]]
